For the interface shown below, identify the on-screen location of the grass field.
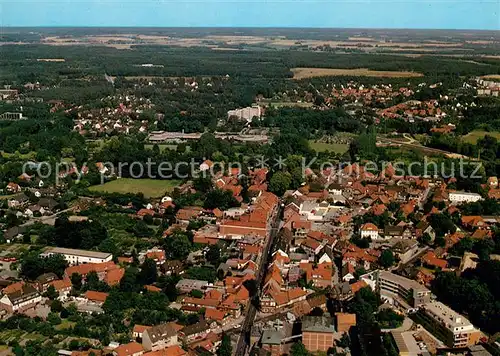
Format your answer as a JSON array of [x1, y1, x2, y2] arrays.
[[291, 67, 424, 79], [309, 140, 349, 154], [463, 130, 500, 144], [55, 319, 76, 331], [89, 178, 180, 198]]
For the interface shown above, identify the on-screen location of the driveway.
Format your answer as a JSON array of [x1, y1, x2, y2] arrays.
[[381, 317, 414, 333]]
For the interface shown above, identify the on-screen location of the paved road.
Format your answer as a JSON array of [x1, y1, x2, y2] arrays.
[[381, 317, 414, 333], [20, 207, 73, 227], [234, 204, 282, 356], [378, 137, 472, 159]]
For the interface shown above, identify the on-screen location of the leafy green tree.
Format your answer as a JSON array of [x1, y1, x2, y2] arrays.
[[379, 250, 395, 268], [43, 285, 58, 300], [337, 333, 351, 348], [20, 253, 68, 280], [139, 258, 158, 285], [50, 300, 63, 313], [70, 273, 82, 291], [376, 309, 404, 329], [203, 189, 240, 210], [164, 232, 192, 260], [216, 334, 232, 356], [269, 171, 292, 196], [429, 213, 456, 237], [354, 267, 367, 280], [190, 289, 204, 298], [206, 244, 221, 266], [290, 342, 309, 356], [185, 267, 217, 283], [47, 312, 61, 326]]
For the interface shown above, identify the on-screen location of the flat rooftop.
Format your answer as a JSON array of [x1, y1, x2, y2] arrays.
[[450, 191, 482, 196], [423, 301, 475, 329], [391, 331, 421, 356], [379, 270, 430, 293], [302, 316, 335, 333], [43, 247, 112, 259]]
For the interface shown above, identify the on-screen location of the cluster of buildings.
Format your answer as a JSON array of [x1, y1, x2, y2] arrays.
[[361, 270, 481, 349], [72, 94, 156, 136], [378, 99, 446, 121], [475, 77, 500, 97], [330, 82, 415, 105]]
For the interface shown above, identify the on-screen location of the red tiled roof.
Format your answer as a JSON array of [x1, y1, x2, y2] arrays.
[[114, 342, 144, 356], [143, 345, 187, 356], [146, 250, 166, 261], [360, 223, 378, 231], [49, 278, 71, 291], [104, 268, 125, 286], [65, 261, 118, 277], [84, 290, 109, 303], [145, 285, 162, 292], [132, 324, 150, 334], [205, 308, 226, 321], [137, 208, 155, 217], [421, 251, 447, 269], [350, 280, 368, 294]]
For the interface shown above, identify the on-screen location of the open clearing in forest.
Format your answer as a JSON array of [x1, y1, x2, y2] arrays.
[[89, 178, 180, 198], [291, 67, 424, 79], [462, 130, 500, 144]]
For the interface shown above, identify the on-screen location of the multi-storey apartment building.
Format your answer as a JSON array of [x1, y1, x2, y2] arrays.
[[361, 270, 432, 310], [420, 301, 480, 348]]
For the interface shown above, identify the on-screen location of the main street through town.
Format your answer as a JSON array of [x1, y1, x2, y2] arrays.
[[234, 204, 283, 356]]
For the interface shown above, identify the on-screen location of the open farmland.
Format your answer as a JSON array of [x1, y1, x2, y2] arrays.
[[462, 130, 500, 144], [89, 178, 180, 198], [291, 67, 424, 79]]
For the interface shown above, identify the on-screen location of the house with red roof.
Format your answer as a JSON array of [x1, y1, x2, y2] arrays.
[[113, 342, 144, 356], [360, 223, 379, 239], [205, 308, 229, 326], [101, 267, 124, 286], [421, 251, 448, 270], [145, 248, 166, 265], [137, 209, 155, 218], [83, 291, 109, 305]]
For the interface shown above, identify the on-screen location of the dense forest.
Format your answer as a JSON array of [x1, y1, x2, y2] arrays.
[[2, 45, 500, 86]]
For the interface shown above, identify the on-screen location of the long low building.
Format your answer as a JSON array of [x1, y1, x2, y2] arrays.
[[41, 247, 113, 265]]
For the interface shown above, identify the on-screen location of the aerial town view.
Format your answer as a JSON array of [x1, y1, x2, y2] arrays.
[[0, 1, 499, 356]]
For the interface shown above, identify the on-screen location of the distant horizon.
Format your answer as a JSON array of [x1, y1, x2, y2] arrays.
[[1, 0, 498, 30], [1, 25, 500, 32]]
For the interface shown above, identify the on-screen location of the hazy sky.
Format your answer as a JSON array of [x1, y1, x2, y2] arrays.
[[0, 0, 499, 30]]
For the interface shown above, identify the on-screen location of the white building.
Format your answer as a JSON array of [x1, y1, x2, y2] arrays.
[[449, 191, 483, 204], [41, 247, 113, 265], [0, 284, 42, 313], [227, 106, 262, 123], [360, 223, 379, 239]]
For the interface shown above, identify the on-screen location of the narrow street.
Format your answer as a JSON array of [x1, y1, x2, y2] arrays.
[[234, 204, 283, 356]]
